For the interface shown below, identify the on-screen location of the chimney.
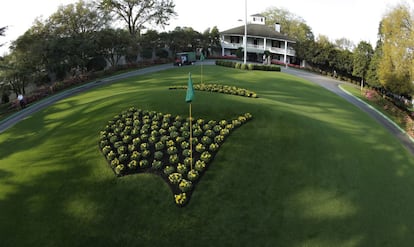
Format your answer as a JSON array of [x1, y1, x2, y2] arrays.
[[275, 23, 281, 33]]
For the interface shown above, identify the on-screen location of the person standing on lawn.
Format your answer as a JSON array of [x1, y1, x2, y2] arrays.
[[17, 94, 25, 109]]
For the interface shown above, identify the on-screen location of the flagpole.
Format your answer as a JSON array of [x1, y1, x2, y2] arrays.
[[200, 52, 204, 84], [189, 103, 193, 170], [185, 72, 195, 171]]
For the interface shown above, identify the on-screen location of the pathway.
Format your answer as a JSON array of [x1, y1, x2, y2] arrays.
[[0, 63, 176, 133]]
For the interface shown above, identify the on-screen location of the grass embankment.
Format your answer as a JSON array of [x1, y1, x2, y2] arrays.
[[341, 84, 414, 137], [1, 66, 414, 246]]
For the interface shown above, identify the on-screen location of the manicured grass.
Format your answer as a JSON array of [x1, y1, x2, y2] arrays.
[[1, 66, 414, 246]]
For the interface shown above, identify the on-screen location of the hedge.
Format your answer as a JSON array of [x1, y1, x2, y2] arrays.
[[215, 60, 281, 72]]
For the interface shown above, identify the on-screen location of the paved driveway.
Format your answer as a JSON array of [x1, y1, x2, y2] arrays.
[[282, 67, 414, 156], [0, 63, 176, 133]]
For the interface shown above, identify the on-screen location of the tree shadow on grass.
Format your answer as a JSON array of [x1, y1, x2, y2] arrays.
[[2, 73, 414, 246]]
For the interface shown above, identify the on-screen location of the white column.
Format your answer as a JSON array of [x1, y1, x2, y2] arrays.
[[243, 0, 247, 64], [263, 38, 267, 52], [284, 40, 288, 64]]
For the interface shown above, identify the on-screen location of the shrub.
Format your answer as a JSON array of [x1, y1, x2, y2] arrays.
[[115, 164, 125, 175], [182, 149, 191, 157], [179, 179, 192, 192], [167, 146, 178, 155], [102, 146, 111, 155], [139, 159, 149, 168], [195, 160, 206, 172], [181, 141, 189, 149], [195, 143, 206, 153], [119, 154, 128, 163], [200, 151, 212, 163], [201, 136, 212, 145], [155, 141, 165, 151], [216, 60, 281, 72], [152, 160, 163, 170], [110, 158, 120, 168], [169, 154, 179, 164], [141, 150, 151, 158], [128, 160, 138, 170], [187, 169, 199, 181], [174, 193, 187, 205], [163, 165, 175, 175], [131, 151, 141, 161], [214, 135, 224, 144], [154, 151, 163, 160], [184, 157, 193, 166], [209, 143, 219, 152], [168, 173, 182, 184], [177, 163, 188, 174]]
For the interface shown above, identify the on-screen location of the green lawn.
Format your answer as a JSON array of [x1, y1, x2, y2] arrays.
[[1, 66, 414, 247]]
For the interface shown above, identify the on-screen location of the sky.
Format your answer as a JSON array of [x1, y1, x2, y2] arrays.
[[0, 0, 412, 55]]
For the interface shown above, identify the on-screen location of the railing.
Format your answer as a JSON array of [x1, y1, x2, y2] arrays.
[[221, 41, 243, 49], [269, 47, 296, 56], [221, 41, 296, 56]]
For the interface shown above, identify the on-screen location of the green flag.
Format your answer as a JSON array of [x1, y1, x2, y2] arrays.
[[200, 52, 205, 61], [185, 72, 194, 103]]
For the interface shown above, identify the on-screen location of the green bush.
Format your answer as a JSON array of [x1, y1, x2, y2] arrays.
[[215, 60, 280, 72]]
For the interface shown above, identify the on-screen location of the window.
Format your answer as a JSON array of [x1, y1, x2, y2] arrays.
[[230, 36, 240, 43], [272, 40, 281, 48], [253, 17, 256, 21], [254, 39, 258, 45]]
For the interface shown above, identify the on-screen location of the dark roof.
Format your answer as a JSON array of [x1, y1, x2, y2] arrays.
[[221, 24, 296, 43], [251, 13, 265, 17]]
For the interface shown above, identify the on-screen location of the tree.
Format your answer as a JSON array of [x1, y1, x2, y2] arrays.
[[0, 26, 6, 47], [378, 4, 414, 95], [366, 40, 383, 87], [46, 0, 110, 74], [262, 7, 314, 63], [200, 26, 221, 56], [310, 35, 335, 70], [11, 31, 49, 85], [48, 0, 109, 37], [0, 53, 32, 96], [335, 37, 355, 51], [100, 0, 176, 36], [353, 41, 374, 87], [164, 27, 202, 55], [333, 48, 354, 76], [0, 26, 6, 36], [96, 28, 133, 67], [139, 29, 161, 60]]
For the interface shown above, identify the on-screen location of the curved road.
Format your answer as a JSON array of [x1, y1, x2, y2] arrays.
[[0, 63, 176, 133], [1, 62, 414, 156], [282, 67, 414, 156]]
